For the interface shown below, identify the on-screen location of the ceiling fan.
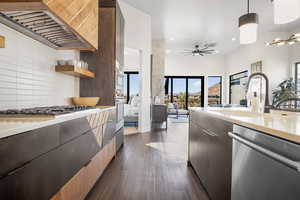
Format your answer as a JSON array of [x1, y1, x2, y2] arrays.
[[182, 42, 218, 56]]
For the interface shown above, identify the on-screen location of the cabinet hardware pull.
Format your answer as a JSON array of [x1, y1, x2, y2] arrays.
[[228, 132, 300, 172], [84, 159, 92, 167], [202, 128, 218, 137], [7, 161, 31, 176]]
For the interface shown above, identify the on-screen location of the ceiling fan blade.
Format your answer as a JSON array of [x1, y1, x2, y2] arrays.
[[204, 49, 215, 51], [200, 46, 209, 51], [205, 42, 217, 48]]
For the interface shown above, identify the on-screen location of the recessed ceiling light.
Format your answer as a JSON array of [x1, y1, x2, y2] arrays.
[[232, 37, 236, 41], [169, 37, 175, 41]]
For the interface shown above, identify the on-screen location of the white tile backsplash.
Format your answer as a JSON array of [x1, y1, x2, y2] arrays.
[[0, 23, 79, 110]]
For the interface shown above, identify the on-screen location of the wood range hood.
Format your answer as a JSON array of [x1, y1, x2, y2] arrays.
[[0, 0, 99, 51]]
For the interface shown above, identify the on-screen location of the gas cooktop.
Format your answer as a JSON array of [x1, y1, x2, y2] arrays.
[[0, 106, 96, 116]]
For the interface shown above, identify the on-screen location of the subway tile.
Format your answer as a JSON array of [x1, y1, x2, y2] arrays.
[[0, 23, 78, 109]]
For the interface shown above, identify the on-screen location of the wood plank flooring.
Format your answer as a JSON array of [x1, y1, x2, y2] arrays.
[[85, 121, 209, 200]]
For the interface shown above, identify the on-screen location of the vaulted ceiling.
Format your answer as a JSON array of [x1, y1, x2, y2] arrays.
[[121, 0, 300, 54]]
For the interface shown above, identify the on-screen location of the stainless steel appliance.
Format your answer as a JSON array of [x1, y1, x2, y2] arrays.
[[229, 125, 300, 200], [0, 11, 92, 49]]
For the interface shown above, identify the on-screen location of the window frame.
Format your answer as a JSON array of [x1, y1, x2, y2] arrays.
[[229, 70, 249, 104], [124, 71, 139, 104], [164, 76, 205, 109], [208, 76, 223, 105], [296, 63, 300, 97]]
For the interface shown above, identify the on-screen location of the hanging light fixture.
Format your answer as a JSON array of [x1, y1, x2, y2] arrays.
[[266, 33, 300, 46], [239, 0, 259, 44], [272, 0, 300, 24]]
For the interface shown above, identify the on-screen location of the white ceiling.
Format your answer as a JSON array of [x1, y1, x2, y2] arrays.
[[121, 0, 300, 54]]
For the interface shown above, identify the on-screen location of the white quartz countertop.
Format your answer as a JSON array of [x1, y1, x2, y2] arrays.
[[190, 107, 300, 144], [0, 107, 114, 139]]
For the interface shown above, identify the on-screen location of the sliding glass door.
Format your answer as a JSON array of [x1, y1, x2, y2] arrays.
[[188, 78, 203, 107], [165, 76, 204, 109], [172, 78, 187, 109]]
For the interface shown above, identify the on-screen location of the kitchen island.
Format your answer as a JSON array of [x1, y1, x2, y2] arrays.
[[189, 107, 300, 200], [0, 106, 124, 200]]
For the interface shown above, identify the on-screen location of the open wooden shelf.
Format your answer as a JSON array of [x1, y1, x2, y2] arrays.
[[55, 65, 95, 78]]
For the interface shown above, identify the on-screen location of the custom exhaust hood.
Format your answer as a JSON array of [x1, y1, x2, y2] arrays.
[[0, 0, 98, 51]]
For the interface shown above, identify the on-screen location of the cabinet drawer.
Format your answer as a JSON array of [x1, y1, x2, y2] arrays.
[[0, 125, 60, 178], [57, 137, 116, 200], [59, 118, 91, 144], [0, 131, 100, 200]]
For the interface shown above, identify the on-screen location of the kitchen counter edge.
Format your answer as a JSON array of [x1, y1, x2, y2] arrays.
[[0, 107, 115, 139]]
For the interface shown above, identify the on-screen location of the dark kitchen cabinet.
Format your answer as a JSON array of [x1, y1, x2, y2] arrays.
[[59, 118, 91, 144], [103, 108, 117, 146], [189, 120, 210, 187], [189, 110, 233, 200], [0, 131, 100, 200], [115, 127, 124, 152], [0, 125, 60, 178]]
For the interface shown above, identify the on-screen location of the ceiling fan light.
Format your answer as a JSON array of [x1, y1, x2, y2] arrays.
[[294, 33, 300, 37], [239, 13, 259, 44], [277, 41, 285, 46], [273, 0, 300, 24]]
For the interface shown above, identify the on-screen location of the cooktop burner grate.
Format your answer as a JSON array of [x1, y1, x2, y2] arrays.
[[0, 106, 96, 116]]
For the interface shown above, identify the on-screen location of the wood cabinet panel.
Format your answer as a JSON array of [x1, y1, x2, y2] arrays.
[[43, 0, 99, 50], [80, 8, 116, 105], [52, 137, 116, 200], [59, 167, 87, 200]]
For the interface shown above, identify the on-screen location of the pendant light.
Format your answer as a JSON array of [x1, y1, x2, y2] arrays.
[[272, 0, 300, 24], [239, 0, 259, 44]]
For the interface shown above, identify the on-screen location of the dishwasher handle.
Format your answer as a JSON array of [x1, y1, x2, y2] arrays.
[[228, 132, 300, 173]]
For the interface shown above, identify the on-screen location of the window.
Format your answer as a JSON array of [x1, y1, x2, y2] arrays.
[[208, 76, 222, 105], [164, 76, 204, 109], [296, 63, 300, 97], [229, 71, 249, 105], [124, 72, 140, 103]]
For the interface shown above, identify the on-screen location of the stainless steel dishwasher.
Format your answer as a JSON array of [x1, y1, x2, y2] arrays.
[[229, 125, 300, 200]]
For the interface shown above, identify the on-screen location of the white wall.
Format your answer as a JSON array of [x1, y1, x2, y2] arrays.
[[165, 54, 225, 76], [0, 23, 79, 110], [119, 0, 152, 133], [224, 32, 291, 104], [165, 31, 297, 106], [124, 47, 140, 71], [165, 54, 226, 106]]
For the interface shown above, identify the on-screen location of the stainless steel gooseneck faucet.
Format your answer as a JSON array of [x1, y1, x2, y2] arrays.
[[246, 72, 271, 113]]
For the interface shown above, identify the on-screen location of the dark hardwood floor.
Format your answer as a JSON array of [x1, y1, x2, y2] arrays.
[[86, 121, 209, 200]]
